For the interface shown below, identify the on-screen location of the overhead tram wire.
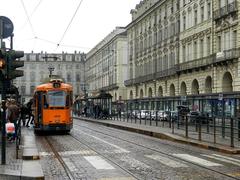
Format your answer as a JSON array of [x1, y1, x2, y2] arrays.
[[19, 0, 43, 32], [20, 0, 37, 38], [55, 0, 84, 52]]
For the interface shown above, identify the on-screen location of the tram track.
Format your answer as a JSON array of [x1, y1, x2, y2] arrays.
[[74, 119, 240, 180], [44, 136, 75, 180]]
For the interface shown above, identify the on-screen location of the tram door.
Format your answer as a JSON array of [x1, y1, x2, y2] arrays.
[[35, 91, 43, 126]]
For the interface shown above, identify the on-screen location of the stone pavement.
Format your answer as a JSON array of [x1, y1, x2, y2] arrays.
[[0, 126, 44, 180], [75, 116, 240, 154]]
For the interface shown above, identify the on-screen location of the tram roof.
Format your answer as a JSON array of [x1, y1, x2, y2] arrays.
[[35, 82, 73, 91]]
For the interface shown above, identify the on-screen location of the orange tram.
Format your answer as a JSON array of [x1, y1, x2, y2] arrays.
[[33, 79, 73, 133]]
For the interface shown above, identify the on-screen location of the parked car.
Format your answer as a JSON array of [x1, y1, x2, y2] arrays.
[[136, 110, 150, 119], [188, 111, 210, 124]]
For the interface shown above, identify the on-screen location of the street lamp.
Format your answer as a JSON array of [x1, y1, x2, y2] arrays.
[[48, 64, 55, 78]]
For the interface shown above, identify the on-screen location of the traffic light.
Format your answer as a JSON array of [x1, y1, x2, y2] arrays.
[[0, 49, 7, 77], [7, 50, 24, 80]]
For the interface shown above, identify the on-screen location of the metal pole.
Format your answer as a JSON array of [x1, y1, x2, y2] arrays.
[[1, 80, 7, 165], [230, 118, 234, 147], [185, 115, 188, 138]]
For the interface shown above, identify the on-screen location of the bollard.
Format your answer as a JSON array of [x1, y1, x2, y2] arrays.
[[169, 112, 171, 128], [150, 111, 152, 126], [230, 118, 234, 147], [185, 116, 188, 138], [1, 100, 6, 164], [155, 111, 158, 126], [206, 114, 209, 133], [238, 118, 240, 141], [172, 117, 174, 134], [198, 117, 202, 141], [213, 116, 216, 144]]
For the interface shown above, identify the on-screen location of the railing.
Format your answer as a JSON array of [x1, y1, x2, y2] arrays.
[[110, 110, 240, 148], [213, 48, 240, 64], [178, 55, 213, 72], [16, 118, 21, 159], [213, 0, 238, 20], [155, 66, 178, 79]]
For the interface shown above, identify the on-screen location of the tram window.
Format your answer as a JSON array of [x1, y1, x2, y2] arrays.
[[43, 94, 48, 108], [47, 90, 66, 107]]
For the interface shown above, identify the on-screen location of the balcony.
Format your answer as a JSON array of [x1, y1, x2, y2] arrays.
[[155, 66, 178, 79], [124, 79, 134, 86], [177, 55, 214, 72], [213, 48, 240, 64], [101, 84, 119, 91], [134, 73, 155, 84], [214, 0, 238, 20]]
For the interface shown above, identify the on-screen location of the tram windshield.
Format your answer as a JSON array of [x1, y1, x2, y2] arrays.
[[47, 90, 66, 107]]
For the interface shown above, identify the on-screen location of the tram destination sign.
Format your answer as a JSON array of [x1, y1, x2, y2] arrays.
[[0, 16, 14, 39]]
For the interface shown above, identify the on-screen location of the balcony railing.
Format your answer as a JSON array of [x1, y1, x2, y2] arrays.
[[124, 79, 134, 86], [178, 55, 214, 72], [213, 48, 240, 64], [155, 66, 178, 79], [124, 48, 240, 87], [214, 0, 238, 20], [100, 83, 118, 91]]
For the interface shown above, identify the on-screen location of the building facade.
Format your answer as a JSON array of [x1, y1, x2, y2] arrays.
[[14, 51, 86, 103], [85, 27, 128, 102], [125, 0, 239, 101]]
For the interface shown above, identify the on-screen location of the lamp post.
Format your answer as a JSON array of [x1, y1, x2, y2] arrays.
[[48, 64, 55, 78]]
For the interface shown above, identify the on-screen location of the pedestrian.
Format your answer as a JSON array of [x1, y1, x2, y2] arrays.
[[6, 99, 20, 141], [26, 99, 34, 127], [20, 104, 28, 126]]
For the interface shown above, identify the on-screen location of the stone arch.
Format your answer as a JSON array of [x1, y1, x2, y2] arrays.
[[158, 86, 163, 96], [191, 79, 199, 95], [148, 87, 153, 97], [140, 89, 144, 98], [222, 71, 233, 92], [205, 76, 212, 93], [180, 81, 187, 95], [129, 90, 133, 99], [169, 84, 175, 96]]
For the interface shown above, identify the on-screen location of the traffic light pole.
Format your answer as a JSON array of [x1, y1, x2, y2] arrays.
[[0, 76, 7, 165]]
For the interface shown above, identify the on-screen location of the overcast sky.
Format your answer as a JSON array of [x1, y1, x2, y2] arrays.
[[0, 0, 140, 54]]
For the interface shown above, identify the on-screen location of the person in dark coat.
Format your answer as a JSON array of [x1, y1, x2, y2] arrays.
[[26, 99, 34, 127]]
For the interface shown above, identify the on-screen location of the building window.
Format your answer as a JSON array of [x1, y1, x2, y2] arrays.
[[233, 30, 237, 48], [30, 86, 35, 95], [183, 16, 186, 30], [207, 3, 211, 19], [188, 43, 192, 61], [218, 36, 221, 52], [67, 74, 71, 82], [20, 86, 26, 95], [207, 37, 211, 55], [182, 45, 186, 62], [194, 10, 198, 25], [76, 74, 80, 82], [193, 41, 197, 59], [30, 72, 35, 82], [200, 39, 204, 58], [201, 6, 204, 22]]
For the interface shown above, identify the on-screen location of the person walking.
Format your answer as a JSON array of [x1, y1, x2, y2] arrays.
[[6, 99, 20, 141], [20, 104, 28, 126], [26, 99, 34, 127]]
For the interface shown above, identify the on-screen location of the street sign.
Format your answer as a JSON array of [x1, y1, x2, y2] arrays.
[[0, 16, 14, 39]]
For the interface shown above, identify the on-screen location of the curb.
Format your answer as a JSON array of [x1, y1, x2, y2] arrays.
[[77, 117, 240, 154]]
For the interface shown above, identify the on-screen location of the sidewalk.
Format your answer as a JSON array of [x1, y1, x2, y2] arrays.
[[76, 116, 240, 154], [0, 126, 44, 179]]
